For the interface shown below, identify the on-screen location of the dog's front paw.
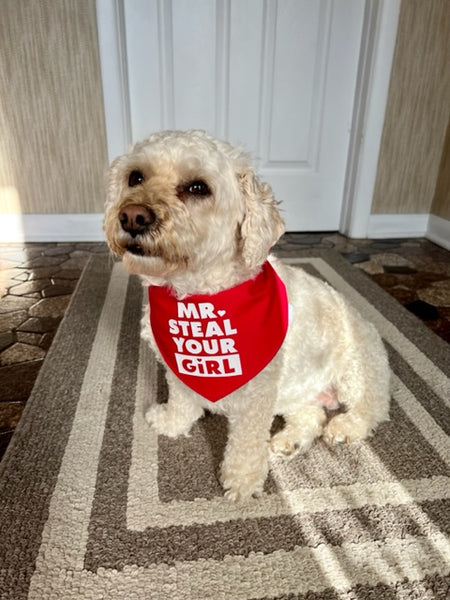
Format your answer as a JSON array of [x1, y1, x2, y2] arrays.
[[220, 463, 267, 503], [221, 476, 265, 503], [145, 404, 195, 437]]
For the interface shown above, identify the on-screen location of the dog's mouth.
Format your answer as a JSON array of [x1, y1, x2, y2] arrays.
[[126, 242, 145, 256], [125, 241, 163, 259]]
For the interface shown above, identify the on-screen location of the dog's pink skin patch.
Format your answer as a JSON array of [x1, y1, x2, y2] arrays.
[[317, 388, 340, 410]]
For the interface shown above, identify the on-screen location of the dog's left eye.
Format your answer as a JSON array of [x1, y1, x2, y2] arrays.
[[185, 180, 211, 196], [128, 170, 145, 187]]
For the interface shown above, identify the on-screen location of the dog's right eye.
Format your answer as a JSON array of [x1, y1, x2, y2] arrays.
[[128, 170, 145, 187], [185, 180, 211, 196]]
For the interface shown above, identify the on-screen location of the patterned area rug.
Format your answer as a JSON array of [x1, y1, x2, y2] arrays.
[[1, 251, 449, 599]]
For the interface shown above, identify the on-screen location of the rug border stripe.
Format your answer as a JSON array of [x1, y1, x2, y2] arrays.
[[27, 262, 130, 589], [126, 257, 450, 530], [0, 255, 114, 598], [22, 533, 450, 600]]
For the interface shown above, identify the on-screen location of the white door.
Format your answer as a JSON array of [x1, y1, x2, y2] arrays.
[[115, 0, 365, 231]]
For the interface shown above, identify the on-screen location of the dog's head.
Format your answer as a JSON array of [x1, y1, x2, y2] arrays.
[[104, 130, 284, 288]]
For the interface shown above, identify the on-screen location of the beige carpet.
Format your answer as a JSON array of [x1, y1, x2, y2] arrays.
[[1, 251, 449, 599]]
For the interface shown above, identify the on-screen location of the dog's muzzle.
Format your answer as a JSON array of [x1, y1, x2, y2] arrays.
[[118, 204, 157, 256], [119, 204, 156, 238]]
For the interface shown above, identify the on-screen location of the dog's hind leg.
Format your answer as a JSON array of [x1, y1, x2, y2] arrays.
[[323, 385, 389, 444], [270, 405, 327, 458], [323, 343, 390, 445]]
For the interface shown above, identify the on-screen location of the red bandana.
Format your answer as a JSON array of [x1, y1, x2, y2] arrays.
[[148, 261, 289, 402]]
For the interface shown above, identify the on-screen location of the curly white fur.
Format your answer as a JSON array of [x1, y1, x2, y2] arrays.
[[104, 129, 391, 502]]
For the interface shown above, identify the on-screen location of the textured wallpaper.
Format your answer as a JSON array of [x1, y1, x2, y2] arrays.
[[371, 0, 450, 217], [0, 0, 108, 215]]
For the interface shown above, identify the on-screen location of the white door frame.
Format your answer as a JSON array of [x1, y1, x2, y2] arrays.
[[339, 0, 401, 238], [96, 0, 401, 239]]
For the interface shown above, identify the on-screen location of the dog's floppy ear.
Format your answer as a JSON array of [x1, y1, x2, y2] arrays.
[[238, 168, 285, 268], [105, 154, 128, 207]]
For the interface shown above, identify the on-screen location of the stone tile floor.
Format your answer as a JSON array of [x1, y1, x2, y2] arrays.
[[0, 234, 449, 460]]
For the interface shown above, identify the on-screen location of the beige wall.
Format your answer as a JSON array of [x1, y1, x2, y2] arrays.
[[371, 0, 450, 218], [0, 0, 108, 215]]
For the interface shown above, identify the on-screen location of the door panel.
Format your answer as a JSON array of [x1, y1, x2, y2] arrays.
[[124, 0, 364, 230]]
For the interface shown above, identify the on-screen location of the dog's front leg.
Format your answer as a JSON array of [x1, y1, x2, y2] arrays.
[[220, 389, 275, 502], [145, 376, 204, 438]]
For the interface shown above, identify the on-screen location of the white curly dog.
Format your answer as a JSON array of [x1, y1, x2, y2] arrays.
[[104, 130, 390, 502]]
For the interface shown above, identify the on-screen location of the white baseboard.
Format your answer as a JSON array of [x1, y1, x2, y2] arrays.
[[426, 214, 450, 250], [0, 214, 105, 242], [367, 214, 429, 239], [367, 213, 450, 250]]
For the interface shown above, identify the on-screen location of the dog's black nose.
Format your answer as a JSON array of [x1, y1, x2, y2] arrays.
[[119, 204, 155, 237]]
